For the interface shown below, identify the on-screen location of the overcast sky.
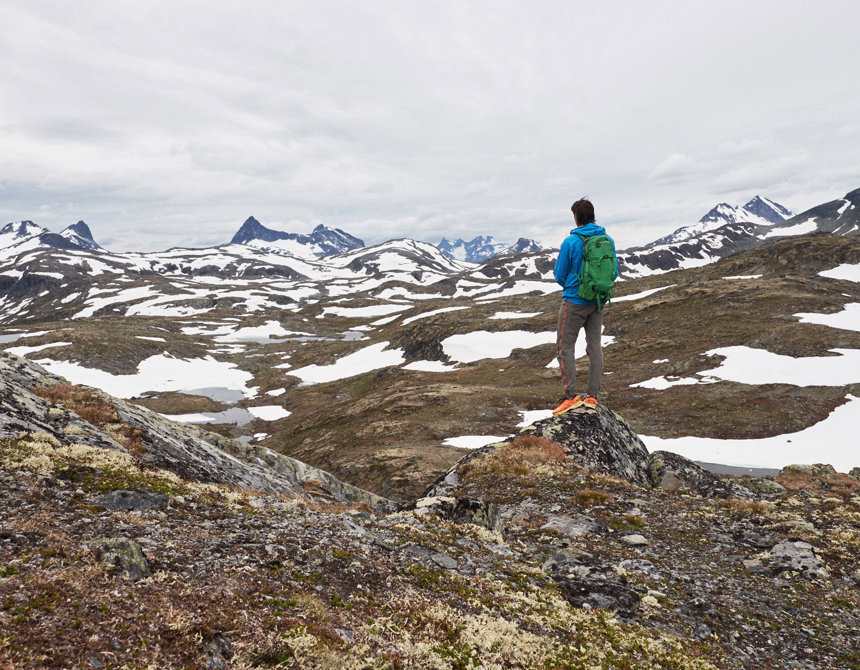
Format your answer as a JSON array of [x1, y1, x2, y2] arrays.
[[1, 1, 858, 252]]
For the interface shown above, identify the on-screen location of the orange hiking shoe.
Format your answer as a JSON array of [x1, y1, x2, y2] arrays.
[[553, 395, 584, 415], [583, 396, 598, 409]]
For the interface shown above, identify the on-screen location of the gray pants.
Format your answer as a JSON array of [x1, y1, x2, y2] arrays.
[[556, 300, 603, 398]]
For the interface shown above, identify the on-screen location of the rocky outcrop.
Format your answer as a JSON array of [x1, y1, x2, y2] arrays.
[[403, 495, 503, 533], [428, 405, 654, 497], [648, 450, 753, 498], [0, 352, 387, 509]]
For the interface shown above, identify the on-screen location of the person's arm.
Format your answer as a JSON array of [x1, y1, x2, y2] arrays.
[[554, 238, 572, 286]]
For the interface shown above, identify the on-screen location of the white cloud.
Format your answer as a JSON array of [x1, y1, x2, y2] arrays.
[[648, 153, 697, 183], [1, 1, 859, 252]]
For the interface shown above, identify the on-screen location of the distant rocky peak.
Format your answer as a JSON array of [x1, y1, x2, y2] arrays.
[[742, 196, 794, 223], [231, 216, 364, 257], [68, 221, 95, 239], [58, 221, 103, 251], [700, 203, 740, 224], [1, 220, 44, 238], [438, 235, 546, 262]]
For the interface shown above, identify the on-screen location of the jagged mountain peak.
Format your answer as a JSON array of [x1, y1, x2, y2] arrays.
[[742, 195, 794, 223], [59, 220, 103, 251], [1, 220, 44, 238]]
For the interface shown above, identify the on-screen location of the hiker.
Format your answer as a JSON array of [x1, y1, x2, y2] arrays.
[[552, 197, 618, 415]]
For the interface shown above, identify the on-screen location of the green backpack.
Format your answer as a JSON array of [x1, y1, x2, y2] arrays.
[[574, 233, 617, 309]]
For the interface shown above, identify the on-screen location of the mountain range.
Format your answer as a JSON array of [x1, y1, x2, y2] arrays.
[[7, 191, 848, 277], [437, 235, 545, 262], [0, 220, 103, 262]]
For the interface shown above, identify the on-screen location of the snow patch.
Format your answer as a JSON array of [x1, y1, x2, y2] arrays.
[[443, 435, 508, 450], [34, 355, 256, 399], [287, 342, 405, 384], [795, 303, 860, 333], [640, 395, 860, 472]]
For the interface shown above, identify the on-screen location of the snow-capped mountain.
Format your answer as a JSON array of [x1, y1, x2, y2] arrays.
[[654, 196, 794, 246], [0, 221, 46, 259], [765, 187, 860, 237], [0, 220, 104, 262], [58, 221, 103, 251], [231, 216, 364, 259], [438, 235, 545, 262]]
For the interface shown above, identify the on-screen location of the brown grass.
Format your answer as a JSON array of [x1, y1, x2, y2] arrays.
[[34, 383, 147, 455], [462, 435, 566, 479], [576, 489, 613, 506], [715, 498, 771, 519]]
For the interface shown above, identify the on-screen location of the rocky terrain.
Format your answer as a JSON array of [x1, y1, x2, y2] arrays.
[[1, 213, 858, 501], [1, 187, 859, 666], [1, 352, 857, 668]]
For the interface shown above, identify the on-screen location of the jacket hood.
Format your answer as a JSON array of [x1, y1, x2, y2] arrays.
[[569, 223, 606, 237]]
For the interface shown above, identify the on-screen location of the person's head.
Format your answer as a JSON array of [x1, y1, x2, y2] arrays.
[[571, 198, 595, 227]]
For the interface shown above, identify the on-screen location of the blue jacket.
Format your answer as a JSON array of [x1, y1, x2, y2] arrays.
[[554, 223, 618, 304]]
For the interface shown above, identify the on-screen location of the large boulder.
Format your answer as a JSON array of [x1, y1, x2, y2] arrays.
[[648, 450, 753, 499], [520, 406, 652, 486]]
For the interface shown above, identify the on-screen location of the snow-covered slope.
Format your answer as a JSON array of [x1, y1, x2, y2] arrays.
[[0, 221, 50, 262], [765, 187, 860, 238]]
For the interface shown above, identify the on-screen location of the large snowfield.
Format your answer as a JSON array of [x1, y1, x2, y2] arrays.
[[641, 395, 860, 473]]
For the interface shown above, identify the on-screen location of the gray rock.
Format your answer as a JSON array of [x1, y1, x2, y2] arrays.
[[779, 464, 836, 478], [648, 451, 753, 499], [204, 636, 231, 670], [91, 537, 151, 581], [0, 352, 389, 509], [408, 496, 503, 533], [847, 467, 860, 480], [431, 552, 458, 570], [617, 559, 660, 578], [424, 404, 654, 494], [620, 534, 648, 546], [92, 488, 168, 512], [741, 531, 777, 549], [541, 515, 603, 538], [553, 566, 641, 615], [747, 540, 829, 579], [542, 549, 596, 577], [740, 478, 787, 497]]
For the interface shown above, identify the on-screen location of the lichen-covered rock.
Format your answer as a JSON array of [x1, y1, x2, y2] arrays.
[[847, 467, 860, 481], [0, 352, 388, 509], [648, 450, 753, 499], [91, 537, 151, 581], [541, 515, 604, 538], [744, 540, 829, 580], [553, 566, 641, 616], [407, 495, 503, 533], [93, 488, 169, 512], [780, 463, 837, 478], [738, 477, 787, 497], [522, 406, 652, 486], [426, 405, 653, 495]]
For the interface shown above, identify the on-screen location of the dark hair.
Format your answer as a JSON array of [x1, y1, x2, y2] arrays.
[[571, 198, 595, 226]]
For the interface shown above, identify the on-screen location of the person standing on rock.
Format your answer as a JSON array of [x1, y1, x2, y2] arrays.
[[552, 197, 618, 415]]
